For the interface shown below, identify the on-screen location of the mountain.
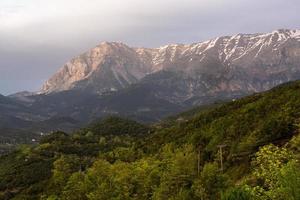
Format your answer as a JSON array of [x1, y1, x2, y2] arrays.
[[40, 42, 153, 95], [30, 87, 185, 123], [8, 91, 35, 103], [0, 94, 37, 121], [0, 93, 80, 143], [2, 29, 300, 141], [1, 80, 300, 199], [40, 29, 300, 106]]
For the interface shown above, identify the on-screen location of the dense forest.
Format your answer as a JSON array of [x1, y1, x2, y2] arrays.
[[1, 81, 300, 200]]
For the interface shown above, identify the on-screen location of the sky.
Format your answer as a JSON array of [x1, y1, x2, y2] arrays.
[[0, 0, 299, 95]]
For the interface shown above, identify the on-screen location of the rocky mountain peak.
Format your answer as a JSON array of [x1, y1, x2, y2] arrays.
[[40, 41, 152, 94], [40, 29, 300, 95]]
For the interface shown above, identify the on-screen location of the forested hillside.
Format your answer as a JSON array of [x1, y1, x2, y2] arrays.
[[1, 81, 300, 200]]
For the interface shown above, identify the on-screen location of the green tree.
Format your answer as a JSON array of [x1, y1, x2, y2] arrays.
[[221, 187, 251, 200], [153, 144, 197, 200], [62, 172, 87, 200], [252, 144, 292, 190], [85, 159, 113, 200], [279, 160, 300, 200], [246, 144, 300, 200], [198, 162, 229, 200], [47, 155, 81, 196]]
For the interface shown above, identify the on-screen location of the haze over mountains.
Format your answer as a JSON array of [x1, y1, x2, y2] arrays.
[[1, 29, 300, 140]]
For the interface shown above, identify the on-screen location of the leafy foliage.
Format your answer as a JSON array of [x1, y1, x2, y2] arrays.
[[1, 81, 300, 199]]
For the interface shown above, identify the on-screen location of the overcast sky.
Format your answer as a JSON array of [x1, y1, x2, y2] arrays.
[[0, 0, 299, 95]]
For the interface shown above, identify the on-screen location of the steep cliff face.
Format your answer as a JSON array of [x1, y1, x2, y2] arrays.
[[40, 29, 300, 99], [40, 42, 152, 94]]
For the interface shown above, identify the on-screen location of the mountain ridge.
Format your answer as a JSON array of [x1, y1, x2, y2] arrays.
[[39, 29, 300, 100]]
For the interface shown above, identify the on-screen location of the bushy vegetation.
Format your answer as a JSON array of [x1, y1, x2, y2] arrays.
[[1, 81, 300, 199]]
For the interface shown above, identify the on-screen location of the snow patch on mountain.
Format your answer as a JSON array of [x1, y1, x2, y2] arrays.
[[40, 29, 300, 95]]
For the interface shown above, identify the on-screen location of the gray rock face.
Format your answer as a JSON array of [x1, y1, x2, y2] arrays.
[[40, 29, 300, 104], [40, 42, 152, 94]]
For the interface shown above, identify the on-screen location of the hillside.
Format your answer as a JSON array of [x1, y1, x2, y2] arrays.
[[0, 81, 300, 199]]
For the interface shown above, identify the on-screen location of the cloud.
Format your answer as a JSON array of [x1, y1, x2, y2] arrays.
[[0, 0, 299, 94]]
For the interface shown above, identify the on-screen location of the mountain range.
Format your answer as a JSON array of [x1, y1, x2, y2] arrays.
[[40, 29, 300, 96], [1, 29, 300, 141]]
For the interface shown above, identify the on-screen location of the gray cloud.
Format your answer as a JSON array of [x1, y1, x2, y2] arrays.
[[0, 0, 299, 94]]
